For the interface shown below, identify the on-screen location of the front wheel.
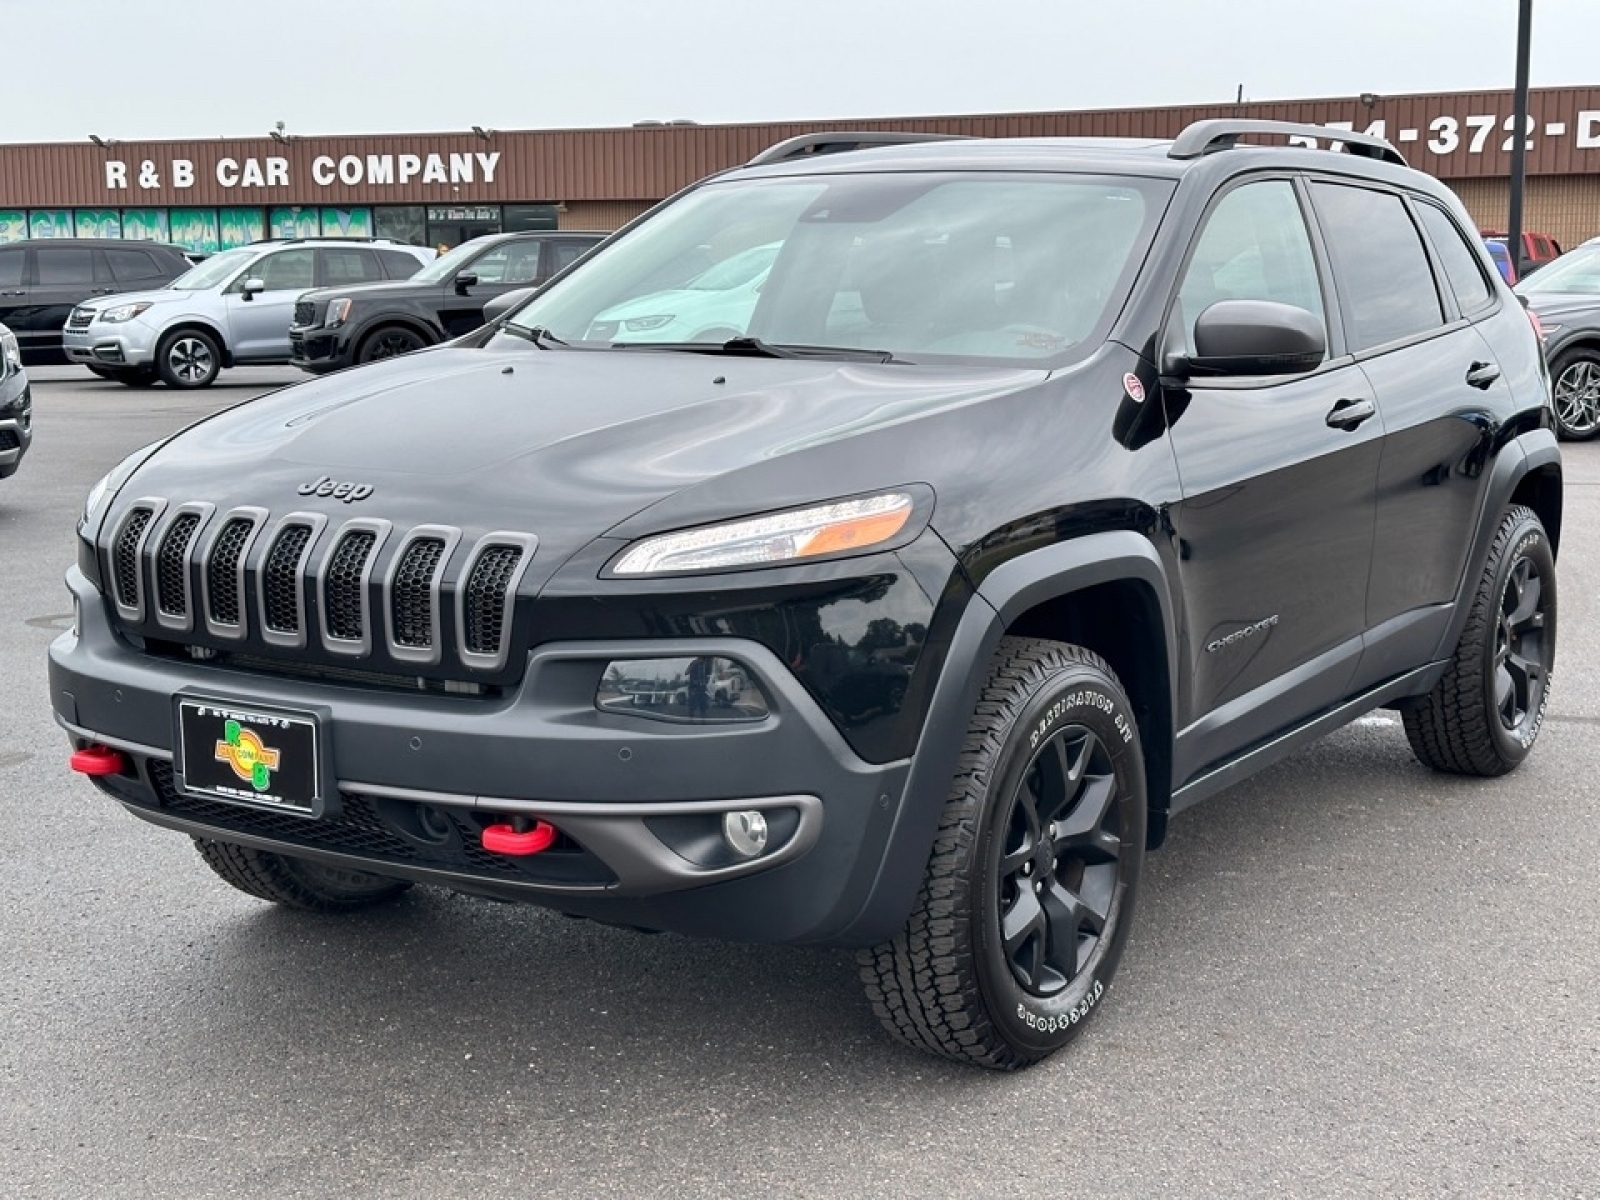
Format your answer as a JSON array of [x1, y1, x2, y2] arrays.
[[859, 638, 1146, 1069], [193, 839, 412, 912], [1550, 349, 1600, 441], [356, 325, 428, 363], [156, 329, 221, 389], [1403, 505, 1556, 775]]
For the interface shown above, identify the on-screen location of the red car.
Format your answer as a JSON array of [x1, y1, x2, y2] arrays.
[[1482, 228, 1563, 275]]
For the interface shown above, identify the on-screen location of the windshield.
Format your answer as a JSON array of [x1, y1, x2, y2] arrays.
[[1515, 243, 1600, 295], [507, 172, 1171, 364], [409, 239, 493, 284], [165, 247, 257, 291]]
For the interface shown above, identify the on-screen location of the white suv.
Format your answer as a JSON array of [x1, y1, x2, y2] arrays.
[[62, 239, 434, 389]]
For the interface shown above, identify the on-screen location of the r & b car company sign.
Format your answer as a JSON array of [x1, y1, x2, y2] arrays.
[[103, 150, 503, 191]]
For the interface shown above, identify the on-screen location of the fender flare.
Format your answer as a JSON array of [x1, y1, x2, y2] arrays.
[[827, 530, 1178, 945], [1428, 427, 1561, 663]]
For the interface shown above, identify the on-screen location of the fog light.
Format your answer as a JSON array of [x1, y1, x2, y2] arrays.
[[722, 810, 769, 858]]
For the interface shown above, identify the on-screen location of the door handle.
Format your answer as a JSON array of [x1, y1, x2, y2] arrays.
[[0, 290, 24, 297], [1326, 396, 1376, 431], [1465, 361, 1502, 390]]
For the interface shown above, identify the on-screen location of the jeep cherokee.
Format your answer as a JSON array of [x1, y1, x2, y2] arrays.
[[48, 121, 1561, 1070]]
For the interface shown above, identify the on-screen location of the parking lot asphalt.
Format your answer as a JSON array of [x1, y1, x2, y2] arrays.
[[2, 366, 1597, 1198]]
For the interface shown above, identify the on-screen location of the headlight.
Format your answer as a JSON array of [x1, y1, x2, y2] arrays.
[[325, 299, 353, 327], [0, 327, 19, 376], [99, 302, 153, 323], [612, 492, 916, 576], [622, 315, 673, 332], [81, 441, 164, 539]]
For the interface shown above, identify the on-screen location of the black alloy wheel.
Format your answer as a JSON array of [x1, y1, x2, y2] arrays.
[[357, 326, 428, 363], [1403, 505, 1556, 775], [1550, 349, 1600, 441], [859, 638, 1145, 1069], [994, 722, 1123, 997]]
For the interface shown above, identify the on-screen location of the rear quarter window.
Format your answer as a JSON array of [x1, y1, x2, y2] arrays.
[[1414, 202, 1496, 315]]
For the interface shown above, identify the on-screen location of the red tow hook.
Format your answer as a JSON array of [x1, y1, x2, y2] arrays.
[[69, 744, 128, 777], [482, 817, 557, 857]]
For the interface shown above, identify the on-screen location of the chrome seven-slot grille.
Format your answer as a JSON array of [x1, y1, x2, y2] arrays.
[[107, 502, 534, 675]]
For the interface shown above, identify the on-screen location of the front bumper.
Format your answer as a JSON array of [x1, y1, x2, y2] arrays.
[[0, 376, 31, 478], [62, 319, 160, 369], [288, 326, 349, 373], [49, 566, 912, 945]]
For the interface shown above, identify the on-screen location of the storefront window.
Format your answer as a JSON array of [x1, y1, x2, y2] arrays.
[[320, 208, 373, 238], [504, 203, 560, 232], [169, 209, 221, 254], [122, 210, 170, 241], [29, 210, 73, 238], [219, 208, 265, 248], [74, 209, 122, 238], [375, 206, 426, 246], [268, 208, 319, 239], [0, 211, 26, 242]]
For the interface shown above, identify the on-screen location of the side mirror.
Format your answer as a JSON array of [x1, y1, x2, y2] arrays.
[[240, 278, 266, 301], [1175, 299, 1326, 378], [453, 271, 479, 294], [482, 286, 537, 325]]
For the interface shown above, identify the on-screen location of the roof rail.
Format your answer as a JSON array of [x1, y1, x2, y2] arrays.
[[1168, 119, 1407, 167], [245, 236, 409, 246], [747, 131, 968, 167]]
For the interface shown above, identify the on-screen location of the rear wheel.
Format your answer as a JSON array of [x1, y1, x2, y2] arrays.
[[193, 839, 412, 912], [356, 325, 428, 363], [1550, 348, 1600, 441], [157, 329, 221, 389], [1403, 505, 1555, 775], [859, 637, 1145, 1069]]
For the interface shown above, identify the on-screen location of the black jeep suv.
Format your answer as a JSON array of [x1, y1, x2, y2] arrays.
[[49, 122, 1560, 1070], [289, 230, 604, 372]]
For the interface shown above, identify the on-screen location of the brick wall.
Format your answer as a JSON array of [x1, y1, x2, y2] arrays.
[[1446, 176, 1600, 250], [561, 200, 654, 233]]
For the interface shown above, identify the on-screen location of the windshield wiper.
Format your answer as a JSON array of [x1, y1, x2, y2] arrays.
[[501, 324, 569, 349], [609, 336, 898, 363]]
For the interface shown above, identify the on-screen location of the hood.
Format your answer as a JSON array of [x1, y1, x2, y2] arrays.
[[77, 287, 183, 312], [121, 334, 1044, 585], [299, 277, 441, 305]]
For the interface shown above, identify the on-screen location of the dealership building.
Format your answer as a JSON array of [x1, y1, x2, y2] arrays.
[[3, 85, 1600, 252]]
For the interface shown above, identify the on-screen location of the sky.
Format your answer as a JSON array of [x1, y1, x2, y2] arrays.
[[2, 0, 1597, 144]]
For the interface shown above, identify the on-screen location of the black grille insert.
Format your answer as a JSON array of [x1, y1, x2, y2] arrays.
[[263, 524, 313, 634], [113, 507, 154, 609], [391, 537, 446, 649], [463, 545, 522, 656], [206, 517, 255, 626], [0, 429, 19, 452], [293, 300, 316, 327], [324, 530, 376, 641], [156, 513, 201, 617]]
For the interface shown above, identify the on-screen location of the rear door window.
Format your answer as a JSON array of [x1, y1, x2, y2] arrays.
[[1414, 202, 1495, 315], [0, 247, 21, 287], [35, 246, 96, 286], [1310, 181, 1444, 352], [317, 247, 383, 286], [104, 247, 165, 283], [376, 248, 424, 278]]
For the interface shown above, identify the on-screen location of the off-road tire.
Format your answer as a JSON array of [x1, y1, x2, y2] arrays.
[[193, 838, 412, 912], [1403, 505, 1555, 775], [156, 329, 221, 389], [356, 325, 428, 363], [859, 637, 1146, 1070], [1550, 348, 1600, 441]]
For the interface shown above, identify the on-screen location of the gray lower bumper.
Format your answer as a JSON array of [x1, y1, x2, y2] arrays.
[[48, 568, 914, 944]]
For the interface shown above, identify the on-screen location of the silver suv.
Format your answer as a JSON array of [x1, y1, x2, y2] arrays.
[[62, 239, 434, 389]]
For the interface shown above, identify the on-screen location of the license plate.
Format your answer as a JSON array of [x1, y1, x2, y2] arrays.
[[176, 697, 325, 816]]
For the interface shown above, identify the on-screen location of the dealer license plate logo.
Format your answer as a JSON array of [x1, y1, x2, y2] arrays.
[[178, 699, 321, 814]]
